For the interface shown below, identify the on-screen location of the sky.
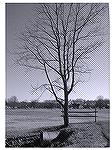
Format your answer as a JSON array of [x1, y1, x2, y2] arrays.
[[6, 3, 110, 102]]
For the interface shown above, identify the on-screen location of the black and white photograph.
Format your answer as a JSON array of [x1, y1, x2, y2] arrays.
[[5, 2, 110, 148]]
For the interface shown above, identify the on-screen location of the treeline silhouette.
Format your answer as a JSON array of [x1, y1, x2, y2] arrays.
[[6, 96, 61, 109], [6, 96, 110, 109]]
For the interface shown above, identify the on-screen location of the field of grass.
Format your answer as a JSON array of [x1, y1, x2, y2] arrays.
[[6, 108, 109, 138]]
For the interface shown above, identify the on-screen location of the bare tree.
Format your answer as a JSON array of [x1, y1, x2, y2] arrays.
[[14, 3, 108, 127]]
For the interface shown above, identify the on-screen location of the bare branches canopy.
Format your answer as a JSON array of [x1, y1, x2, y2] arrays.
[[14, 3, 108, 126]]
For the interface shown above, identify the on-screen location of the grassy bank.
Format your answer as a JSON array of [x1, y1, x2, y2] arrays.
[[6, 120, 109, 147]]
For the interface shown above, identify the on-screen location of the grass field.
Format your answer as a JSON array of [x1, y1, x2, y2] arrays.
[[6, 108, 109, 138]]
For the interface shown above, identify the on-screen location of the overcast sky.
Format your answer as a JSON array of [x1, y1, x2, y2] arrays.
[[6, 3, 110, 101]]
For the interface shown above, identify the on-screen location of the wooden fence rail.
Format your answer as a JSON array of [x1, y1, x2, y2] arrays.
[[61, 108, 98, 122]]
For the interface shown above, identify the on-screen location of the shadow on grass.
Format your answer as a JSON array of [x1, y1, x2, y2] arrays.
[[5, 124, 66, 147]]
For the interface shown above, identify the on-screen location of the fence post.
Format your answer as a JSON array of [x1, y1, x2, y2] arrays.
[[39, 130, 43, 143], [95, 107, 96, 122]]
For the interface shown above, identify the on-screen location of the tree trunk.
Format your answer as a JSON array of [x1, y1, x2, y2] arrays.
[[63, 93, 69, 127]]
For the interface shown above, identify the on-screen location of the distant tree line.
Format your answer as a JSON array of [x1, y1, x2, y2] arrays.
[[69, 98, 110, 109], [5, 96, 61, 109], [6, 96, 110, 109]]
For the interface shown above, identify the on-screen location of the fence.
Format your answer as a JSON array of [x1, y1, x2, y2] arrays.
[[61, 108, 98, 122]]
